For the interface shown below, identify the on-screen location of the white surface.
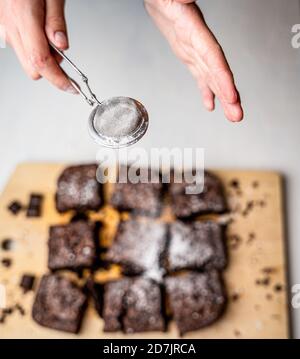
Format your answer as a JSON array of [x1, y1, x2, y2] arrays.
[[0, 0, 299, 337]]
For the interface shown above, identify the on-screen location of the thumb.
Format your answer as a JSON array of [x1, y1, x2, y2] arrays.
[[45, 0, 68, 50]]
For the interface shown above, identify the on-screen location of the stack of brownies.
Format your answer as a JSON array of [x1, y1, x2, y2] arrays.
[[32, 164, 228, 336]]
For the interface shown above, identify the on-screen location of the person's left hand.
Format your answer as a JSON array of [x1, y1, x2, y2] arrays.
[[145, 0, 243, 122]]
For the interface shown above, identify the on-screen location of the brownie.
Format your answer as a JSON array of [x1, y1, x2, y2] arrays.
[[55, 164, 102, 213], [48, 221, 97, 271], [103, 278, 131, 332], [169, 171, 227, 218], [32, 274, 87, 333], [123, 277, 165, 333], [106, 218, 167, 276], [167, 221, 226, 272], [102, 277, 165, 333], [165, 271, 226, 335], [110, 167, 163, 217]]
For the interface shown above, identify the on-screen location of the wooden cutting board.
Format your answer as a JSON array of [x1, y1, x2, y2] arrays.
[[0, 163, 289, 339]]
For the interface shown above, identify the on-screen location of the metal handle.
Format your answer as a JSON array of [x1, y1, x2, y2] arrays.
[[50, 42, 101, 107]]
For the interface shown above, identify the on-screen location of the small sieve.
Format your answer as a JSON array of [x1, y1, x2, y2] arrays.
[[51, 43, 149, 148]]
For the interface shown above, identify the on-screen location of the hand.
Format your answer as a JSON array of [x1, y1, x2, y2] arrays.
[[0, 0, 76, 93], [145, 0, 243, 122]]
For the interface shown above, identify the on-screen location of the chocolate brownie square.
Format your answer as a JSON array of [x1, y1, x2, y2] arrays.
[[32, 274, 87, 333], [102, 277, 165, 333], [123, 277, 165, 334], [106, 218, 167, 275], [169, 170, 227, 218], [103, 278, 131, 332], [110, 167, 163, 217], [165, 271, 226, 335], [55, 164, 102, 213], [167, 221, 226, 272], [48, 221, 97, 271]]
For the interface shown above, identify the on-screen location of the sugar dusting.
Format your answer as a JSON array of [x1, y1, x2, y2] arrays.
[[93, 98, 141, 139]]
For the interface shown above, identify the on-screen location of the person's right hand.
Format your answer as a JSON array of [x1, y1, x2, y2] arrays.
[[0, 0, 76, 93]]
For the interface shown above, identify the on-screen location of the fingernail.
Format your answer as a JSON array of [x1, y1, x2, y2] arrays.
[[54, 31, 68, 48], [65, 85, 78, 94]]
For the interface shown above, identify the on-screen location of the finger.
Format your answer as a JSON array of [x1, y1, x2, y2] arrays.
[[200, 44, 238, 104], [10, 30, 41, 80], [188, 63, 215, 111], [221, 99, 244, 122], [45, 0, 68, 50], [18, 1, 75, 92], [198, 82, 215, 111]]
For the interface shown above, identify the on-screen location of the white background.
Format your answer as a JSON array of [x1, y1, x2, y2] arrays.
[[0, 0, 299, 337]]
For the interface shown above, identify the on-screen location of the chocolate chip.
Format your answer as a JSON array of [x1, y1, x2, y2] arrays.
[[15, 304, 25, 316], [1, 239, 13, 251], [242, 201, 254, 216], [262, 267, 277, 274], [256, 277, 270, 286], [266, 293, 273, 301], [234, 329, 241, 337], [7, 201, 22, 215], [1, 258, 12, 268], [229, 179, 240, 189], [274, 284, 283, 292], [231, 293, 240, 302], [20, 274, 36, 293], [252, 181, 259, 188], [229, 234, 242, 250], [247, 232, 256, 245]]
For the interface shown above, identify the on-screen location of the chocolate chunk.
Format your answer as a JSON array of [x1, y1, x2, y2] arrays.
[[32, 274, 87, 333], [110, 167, 163, 217], [20, 274, 36, 293], [7, 201, 22, 215], [48, 221, 97, 271], [167, 221, 226, 272], [106, 218, 167, 276], [26, 193, 43, 217], [1, 239, 13, 251], [169, 171, 227, 219], [1, 258, 12, 268], [165, 271, 226, 335], [55, 164, 102, 213], [102, 277, 165, 333]]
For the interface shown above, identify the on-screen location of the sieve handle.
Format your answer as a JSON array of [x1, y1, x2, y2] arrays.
[[50, 42, 101, 107]]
